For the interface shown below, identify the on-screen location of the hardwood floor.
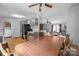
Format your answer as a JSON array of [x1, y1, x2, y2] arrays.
[[71, 44, 79, 55], [14, 36, 64, 56], [4, 37, 79, 56]]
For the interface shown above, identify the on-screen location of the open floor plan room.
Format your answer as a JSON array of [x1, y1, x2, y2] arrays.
[[0, 3, 79, 56]]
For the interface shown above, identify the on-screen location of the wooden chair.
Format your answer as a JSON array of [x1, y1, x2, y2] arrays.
[[0, 41, 13, 56], [26, 32, 35, 41], [63, 40, 73, 56], [59, 34, 73, 56]]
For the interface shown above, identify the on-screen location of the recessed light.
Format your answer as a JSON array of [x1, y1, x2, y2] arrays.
[[11, 14, 25, 18]]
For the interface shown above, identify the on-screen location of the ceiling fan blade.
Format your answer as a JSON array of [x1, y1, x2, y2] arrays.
[[45, 3, 52, 8], [39, 3, 42, 12], [28, 4, 38, 7], [39, 3, 42, 7]]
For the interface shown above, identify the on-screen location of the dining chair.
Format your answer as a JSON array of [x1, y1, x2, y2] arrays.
[[0, 41, 13, 56], [60, 34, 73, 56]]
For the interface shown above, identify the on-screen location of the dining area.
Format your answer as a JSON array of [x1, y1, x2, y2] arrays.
[[0, 3, 79, 56], [0, 18, 73, 56], [0, 30, 78, 59], [0, 17, 74, 56], [14, 32, 72, 56], [0, 32, 71, 56]]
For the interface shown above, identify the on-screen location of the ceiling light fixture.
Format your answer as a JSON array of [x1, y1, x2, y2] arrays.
[[11, 14, 25, 18]]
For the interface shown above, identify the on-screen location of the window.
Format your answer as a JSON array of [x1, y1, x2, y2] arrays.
[[53, 24, 60, 33]]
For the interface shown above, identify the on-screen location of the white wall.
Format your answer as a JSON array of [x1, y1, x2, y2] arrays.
[[0, 18, 21, 38], [11, 19, 20, 38], [0, 19, 4, 36], [67, 5, 79, 45]]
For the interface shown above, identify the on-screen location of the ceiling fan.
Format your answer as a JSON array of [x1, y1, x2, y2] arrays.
[[28, 3, 53, 12]]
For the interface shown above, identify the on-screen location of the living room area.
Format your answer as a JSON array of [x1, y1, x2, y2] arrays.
[[0, 3, 79, 56]]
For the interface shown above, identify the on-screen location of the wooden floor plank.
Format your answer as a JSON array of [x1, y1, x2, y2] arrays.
[[14, 36, 63, 56]]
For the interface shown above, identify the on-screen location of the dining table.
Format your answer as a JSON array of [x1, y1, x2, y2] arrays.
[[14, 35, 64, 56]]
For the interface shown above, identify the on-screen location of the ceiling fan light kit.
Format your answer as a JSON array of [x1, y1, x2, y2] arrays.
[[28, 3, 53, 23]]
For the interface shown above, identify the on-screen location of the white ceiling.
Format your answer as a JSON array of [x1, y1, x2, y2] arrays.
[[0, 3, 74, 19]]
